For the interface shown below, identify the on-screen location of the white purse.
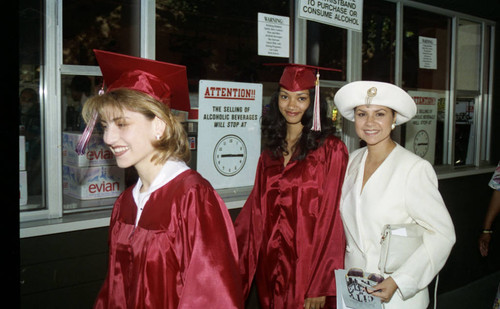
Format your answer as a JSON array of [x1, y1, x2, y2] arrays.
[[378, 223, 426, 274]]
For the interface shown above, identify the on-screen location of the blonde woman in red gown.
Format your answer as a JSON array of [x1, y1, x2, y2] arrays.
[[80, 50, 243, 309]]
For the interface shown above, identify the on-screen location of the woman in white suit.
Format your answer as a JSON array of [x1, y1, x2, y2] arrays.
[[334, 81, 456, 308]]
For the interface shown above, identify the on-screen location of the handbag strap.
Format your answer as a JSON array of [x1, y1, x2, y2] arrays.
[[433, 274, 439, 309]]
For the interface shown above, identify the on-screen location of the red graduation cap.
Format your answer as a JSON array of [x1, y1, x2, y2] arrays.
[[265, 63, 341, 131], [94, 49, 190, 112]]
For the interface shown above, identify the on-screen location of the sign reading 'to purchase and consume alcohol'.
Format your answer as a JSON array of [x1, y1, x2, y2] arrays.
[[298, 0, 363, 32]]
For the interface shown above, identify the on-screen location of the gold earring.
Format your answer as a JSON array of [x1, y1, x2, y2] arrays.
[[391, 123, 396, 130]]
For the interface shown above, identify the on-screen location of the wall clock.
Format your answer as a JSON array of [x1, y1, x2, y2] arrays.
[[213, 134, 247, 176], [413, 130, 429, 158]]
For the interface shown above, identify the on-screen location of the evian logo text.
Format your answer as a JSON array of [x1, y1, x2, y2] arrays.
[[88, 181, 120, 193], [86, 149, 114, 161]]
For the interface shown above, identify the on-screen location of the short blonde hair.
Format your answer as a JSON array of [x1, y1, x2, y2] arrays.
[[82, 88, 191, 164]]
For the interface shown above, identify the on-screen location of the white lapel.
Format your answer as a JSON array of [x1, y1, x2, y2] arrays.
[[341, 148, 368, 252]]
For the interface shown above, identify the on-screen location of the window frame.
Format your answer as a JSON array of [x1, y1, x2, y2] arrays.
[[21, 0, 62, 223], [20, 0, 497, 236]]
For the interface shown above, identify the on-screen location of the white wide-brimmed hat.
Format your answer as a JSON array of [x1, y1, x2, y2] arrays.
[[334, 81, 417, 125]]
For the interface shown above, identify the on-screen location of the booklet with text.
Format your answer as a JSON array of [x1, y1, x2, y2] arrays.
[[335, 269, 383, 309]]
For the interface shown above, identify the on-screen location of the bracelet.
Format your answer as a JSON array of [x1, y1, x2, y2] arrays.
[[482, 229, 493, 234]]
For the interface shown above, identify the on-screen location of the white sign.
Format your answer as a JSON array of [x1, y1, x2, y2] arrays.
[[298, 0, 363, 32], [405, 91, 443, 163], [419, 36, 437, 70], [197, 80, 262, 189], [258, 13, 290, 58]]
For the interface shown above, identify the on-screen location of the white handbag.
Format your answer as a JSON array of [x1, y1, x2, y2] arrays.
[[378, 223, 426, 274]]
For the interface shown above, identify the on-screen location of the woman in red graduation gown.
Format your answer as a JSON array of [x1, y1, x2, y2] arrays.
[[80, 50, 243, 309], [234, 64, 348, 309]]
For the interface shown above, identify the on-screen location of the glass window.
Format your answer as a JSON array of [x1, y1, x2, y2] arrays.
[[60, 74, 122, 212], [20, 0, 496, 224], [322, 86, 344, 135], [454, 97, 476, 166], [19, 0, 44, 211], [305, 21, 347, 140], [480, 25, 493, 161], [402, 8, 451, 91], [402, 7, 452, 165], [63, 0, 141, 64], [454, 20, 482, 166], [362, 0, 396, 82], [155, 0, 291, 97], [59, 0, 142, 213], [456, 20, 481, 92], [155, 0, 291, 178], [306, 21, 346, 81]]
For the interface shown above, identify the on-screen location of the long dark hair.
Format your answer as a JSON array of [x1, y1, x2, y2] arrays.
[[261, 87, 336, 161]]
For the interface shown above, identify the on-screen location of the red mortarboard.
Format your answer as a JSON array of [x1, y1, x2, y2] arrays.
[[94, 49, 190, 112], [265, 63, 341, 131], [268, 63, 341, 92], [76, 50, 190, 155]]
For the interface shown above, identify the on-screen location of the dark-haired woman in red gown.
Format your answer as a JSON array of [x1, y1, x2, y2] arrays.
[[235, 64, 348, 309]]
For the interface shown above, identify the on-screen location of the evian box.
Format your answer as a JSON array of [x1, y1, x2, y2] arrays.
[[63, 131, 116, 167], [63, 164, 125, 200]]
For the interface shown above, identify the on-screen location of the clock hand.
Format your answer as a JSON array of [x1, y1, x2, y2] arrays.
[[221, 154, 245, 157]]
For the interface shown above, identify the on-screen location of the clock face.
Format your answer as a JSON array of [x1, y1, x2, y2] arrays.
[[213, 135, 247, 176], [413, 130, 429, 157]]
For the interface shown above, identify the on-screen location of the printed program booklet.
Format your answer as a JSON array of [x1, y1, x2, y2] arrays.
[[335, 269, 383, 309]]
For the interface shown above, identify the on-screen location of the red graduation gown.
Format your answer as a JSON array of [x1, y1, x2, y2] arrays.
[[234, 136, 348, 308], [94, 170, 244, 309]]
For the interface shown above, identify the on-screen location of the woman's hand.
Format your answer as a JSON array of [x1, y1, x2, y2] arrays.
[[304, 296, 326, 309], [366, 276, 398, 303], [479, 233, 492, 256]]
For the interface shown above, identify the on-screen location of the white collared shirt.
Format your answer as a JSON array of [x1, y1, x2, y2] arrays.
[[132, 160, 190, 226]]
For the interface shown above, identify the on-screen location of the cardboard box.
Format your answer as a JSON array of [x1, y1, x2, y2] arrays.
[[63, 164, 125, 200], [63, 131, 116, 167], [20, 171, 27, 205], [19, 136, 26, 170]]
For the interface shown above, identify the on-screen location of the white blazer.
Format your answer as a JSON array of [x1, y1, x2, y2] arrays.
[[340, 144, 456, 309]]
